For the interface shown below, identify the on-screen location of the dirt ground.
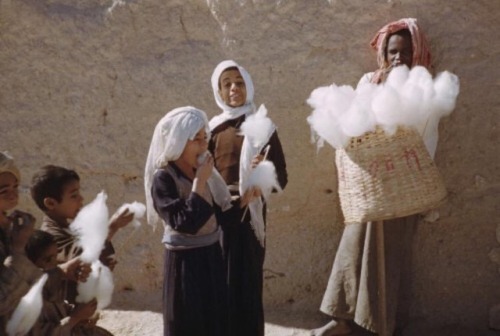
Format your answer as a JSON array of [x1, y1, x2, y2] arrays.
[[97, 290, 499, 336]]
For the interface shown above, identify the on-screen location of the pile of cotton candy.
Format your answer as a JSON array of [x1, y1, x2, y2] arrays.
[[6, 274, 48, 336], [307, 66, 460, 158]]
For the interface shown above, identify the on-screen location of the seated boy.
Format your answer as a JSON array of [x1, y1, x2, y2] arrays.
[[0, 152, 42, 334], [30, 165, 133, 304], [26, 230, 113, 336]]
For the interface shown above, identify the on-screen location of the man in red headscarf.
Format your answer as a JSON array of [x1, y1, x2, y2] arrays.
[[311, 18, 431, 336]]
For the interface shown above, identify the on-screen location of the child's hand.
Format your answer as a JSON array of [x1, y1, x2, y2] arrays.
[[9, 210, 35, 253], [108, 208, 134, 239], [251, 154, 264, 169], [240, 187, 262, 208], [60, 257, 92, 283], [103, 256, 117, 271], [195, 153, 214, 183], [71, 299, 98, 321]]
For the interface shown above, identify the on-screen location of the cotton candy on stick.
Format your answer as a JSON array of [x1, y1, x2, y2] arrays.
[[75, 260, 114, 310], [243, 160, 282, 201], [240, 104, 275, 151], [69, 191, 110, 263], [116, 201, 146, 229], [240, 145, 281, 221], [69, 191, 114, 310], [6, 274, 48, 336]]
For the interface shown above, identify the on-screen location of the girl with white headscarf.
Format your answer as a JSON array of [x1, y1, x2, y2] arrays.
[[208, 61, 288, 336], [144, 106, 232, 336]]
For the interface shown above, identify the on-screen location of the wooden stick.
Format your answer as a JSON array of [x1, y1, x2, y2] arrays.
[[262, 144, 271, 161], [241, 205, 249, 222], [240, 145, 271, 222], [376, 220, 389, 336]]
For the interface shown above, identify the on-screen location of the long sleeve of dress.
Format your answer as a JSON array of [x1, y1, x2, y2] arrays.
[[266, 131, 288, 190], [151, 170, 215, 235]]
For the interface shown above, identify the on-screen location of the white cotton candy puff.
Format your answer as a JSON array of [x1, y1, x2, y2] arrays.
[[76, 260, 114, 311], [405, 66, 435, 126], [339, 83, 377, 137], [386, 64, 410, 90], [240, 104, 275, 149], [117, 201, 146, 229], [307, 108, 349, 149], [372, 84, 404, 129], [70, 191, 110, 263], [432, 71, 460, 117], [6, 274, 49, 336], [306, 85, 335, 109], [306, 84, 355, 149], [243, 161, 282, 200]]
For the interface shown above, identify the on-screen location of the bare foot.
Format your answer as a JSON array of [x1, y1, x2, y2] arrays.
[[310, 319, 352, 336]]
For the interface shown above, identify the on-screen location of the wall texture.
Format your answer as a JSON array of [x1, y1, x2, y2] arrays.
[[1, 0, 498, 331]]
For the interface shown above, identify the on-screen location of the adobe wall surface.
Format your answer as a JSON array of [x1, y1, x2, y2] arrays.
[[1, 0, 498, 331]]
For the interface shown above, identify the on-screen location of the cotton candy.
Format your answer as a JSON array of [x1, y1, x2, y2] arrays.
[[307, 66, 460, 154], [76, 260, 114, 310], [240, 104, 275, 150], [7, 274, 48, 336], [243, 161, 282, 200], [116, 201, 146, 229], [69, 191, 114, 310], [69, 191, 109, 263]]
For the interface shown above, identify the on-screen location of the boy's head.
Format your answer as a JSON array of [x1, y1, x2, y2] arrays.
[[26, 230, 58, 270], [0, 152, 20, 212], [31, 165, 83, 220]]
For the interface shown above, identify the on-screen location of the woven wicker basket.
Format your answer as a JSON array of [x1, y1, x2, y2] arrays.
[[335, 126, 447, 223]]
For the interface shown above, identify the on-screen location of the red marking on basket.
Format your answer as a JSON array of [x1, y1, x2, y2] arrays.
[[369, 161, 379, 176], [404, 149, 421, 170], [385, 158, 395, 171]]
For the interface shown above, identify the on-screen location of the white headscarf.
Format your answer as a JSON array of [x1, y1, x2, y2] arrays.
[[209, 61, 275, 247], [209, 60, 256, 130], [144, 106, 232, 229], [0, 152, 20, 182]]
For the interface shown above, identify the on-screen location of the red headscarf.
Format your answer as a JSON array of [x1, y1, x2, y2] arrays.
[[369, 18, 432, 83]]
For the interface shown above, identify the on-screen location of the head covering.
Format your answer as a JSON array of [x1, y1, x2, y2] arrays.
[[144, 106, 232, 229], [0, 152, 20, 182], [209, 60, 256, 130], [370, 18, 432, 83]]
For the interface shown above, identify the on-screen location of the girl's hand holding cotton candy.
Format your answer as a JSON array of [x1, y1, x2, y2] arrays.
[[240, 186, 262, 208], [251, 154, 264, 169], [195, 154, 214, 184]]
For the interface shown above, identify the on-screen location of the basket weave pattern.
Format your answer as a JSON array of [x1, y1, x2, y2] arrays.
[[336, 127, 447, 223]]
